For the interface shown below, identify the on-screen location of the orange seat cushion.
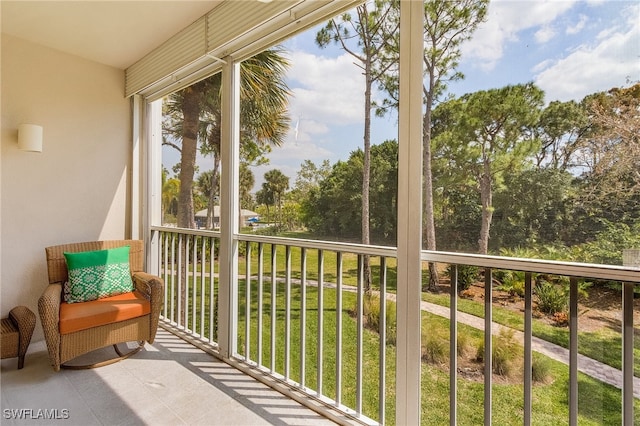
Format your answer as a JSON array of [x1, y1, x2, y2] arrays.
[[59, 290, 150, 335]]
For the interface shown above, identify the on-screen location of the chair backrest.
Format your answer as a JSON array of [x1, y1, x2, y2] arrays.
[[45, 240, 144, 285]]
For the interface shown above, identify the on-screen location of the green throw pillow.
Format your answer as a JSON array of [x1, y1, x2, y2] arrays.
[[63, 246, 134, 303]]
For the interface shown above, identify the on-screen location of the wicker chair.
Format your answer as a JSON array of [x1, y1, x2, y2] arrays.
[[38, 240, 163, 371], [1, 306, 36, 369]]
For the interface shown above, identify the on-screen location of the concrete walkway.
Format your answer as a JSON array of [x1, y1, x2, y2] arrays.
[[381, 292, 640, 398]]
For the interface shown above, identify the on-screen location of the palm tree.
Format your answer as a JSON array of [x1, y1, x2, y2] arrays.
[[239, 163, 255, 209], [163, 47, 291, 230], [263, 169, 290, 227], [256, 185, 275, 223], [162, 177, 180, 224], [162, 48, 290, 323]]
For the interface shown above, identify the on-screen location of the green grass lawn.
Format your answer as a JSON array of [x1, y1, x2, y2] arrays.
[[423, 291, 640, 377], [417, 308, 640, 425], [236, 243, 638, 376], [237, 243, 638, 377], [261, 282, 640, 425], [238, 243, 398, 289], [164, 267, 637, 425], [159, 236, 638, 424], [237, 278, 392, 421]]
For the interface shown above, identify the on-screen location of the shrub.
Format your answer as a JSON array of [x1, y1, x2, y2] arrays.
[[532, 353, 552, 383], [446, 264, 480, 292], [509, 280, 525, 298], [492, 329, 520, 377], [422, 329, 449, 365], [475, 340, 484, 362], [363, 292, 397, 345], [496, 269, 526, 297], [456, 331, 474, 357], [534, 280, 568, 314], [253, 225, 280, 236], [575, 221, 640, 265], [475, 329, 520, 377], [499, 245, 572, 262], [552, 311, 569, 326]]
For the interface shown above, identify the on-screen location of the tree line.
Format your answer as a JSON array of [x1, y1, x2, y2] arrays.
[[163, 80, 639, 266], [283, 82, 640, 265]]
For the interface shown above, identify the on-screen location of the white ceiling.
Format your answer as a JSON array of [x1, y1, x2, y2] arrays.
[[1, 1, 221, 70]]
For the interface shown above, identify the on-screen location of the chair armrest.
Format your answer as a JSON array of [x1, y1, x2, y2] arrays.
[[132, 272, 164, 301], [132, 272, 164, 344], [38, 284, 61, 326], [38, 283, 62, 370], [9, 306, 36, 357]]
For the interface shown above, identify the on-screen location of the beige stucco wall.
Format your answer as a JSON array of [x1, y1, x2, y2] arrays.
[[1, 35, 131, 341]]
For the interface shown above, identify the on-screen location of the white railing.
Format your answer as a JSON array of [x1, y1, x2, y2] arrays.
[[421, 251, 639, 426], [155, 228, 220, 342], [151, 226, 639, 425]]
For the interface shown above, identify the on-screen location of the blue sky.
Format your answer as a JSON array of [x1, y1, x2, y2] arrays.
[[166, 0, 639, 190]]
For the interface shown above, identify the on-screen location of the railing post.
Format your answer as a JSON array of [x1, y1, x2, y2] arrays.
[[284, 245, 292, 379], [270, 243, 277, 373], [484, 268, 492, 426], [379, 256, 387, 424], [622, 281, 634, 425], [569, 277, 579, 426], [622, 252, 638, 425], [258, 243, 264, 366], [218, 57, 240, 359], [356, 254, 364, 415], [300, 247, 307, 389], [396, 0, 424, 424], [622, 245, 640, 426], [450, 265, 458, 426], [317, 249, 325, 397], [524, 272, 533, 426], [335, 251, 343, 407], [244, 241, 251, 359]]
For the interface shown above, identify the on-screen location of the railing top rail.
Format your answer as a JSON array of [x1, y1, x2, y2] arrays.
[[422, 250, 640, 283], [152, 225, 397, 257], [151, 225, 640, 283], [237, 233, 398, 257], [152, 225, 221, 238]]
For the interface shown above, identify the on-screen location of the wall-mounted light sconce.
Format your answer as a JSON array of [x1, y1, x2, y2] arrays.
[[18, 124, 43, 152]]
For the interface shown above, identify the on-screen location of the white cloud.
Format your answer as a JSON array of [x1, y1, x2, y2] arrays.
[[531, 59, 554, 74], [252, 163, 300, 189], [535, 26, 556, 44], [287, 116, 330, 143], [534, 4, 640, 102], [566, 14, 588, 35], [462, 0, 577, 70], [596, 26, 618, 41], [252, 138, 334, 186], [287, 50, 365, 127], [270, 137, 333, 162], [257, 114, 335, 185]]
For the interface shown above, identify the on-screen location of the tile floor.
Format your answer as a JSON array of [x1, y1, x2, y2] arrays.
[[1, 328, 337, 425]]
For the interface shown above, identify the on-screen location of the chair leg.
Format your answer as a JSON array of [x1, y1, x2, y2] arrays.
[[60, 341, 145, 370], [18, 355, 25, 370], [114, 341, 145, 358]]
